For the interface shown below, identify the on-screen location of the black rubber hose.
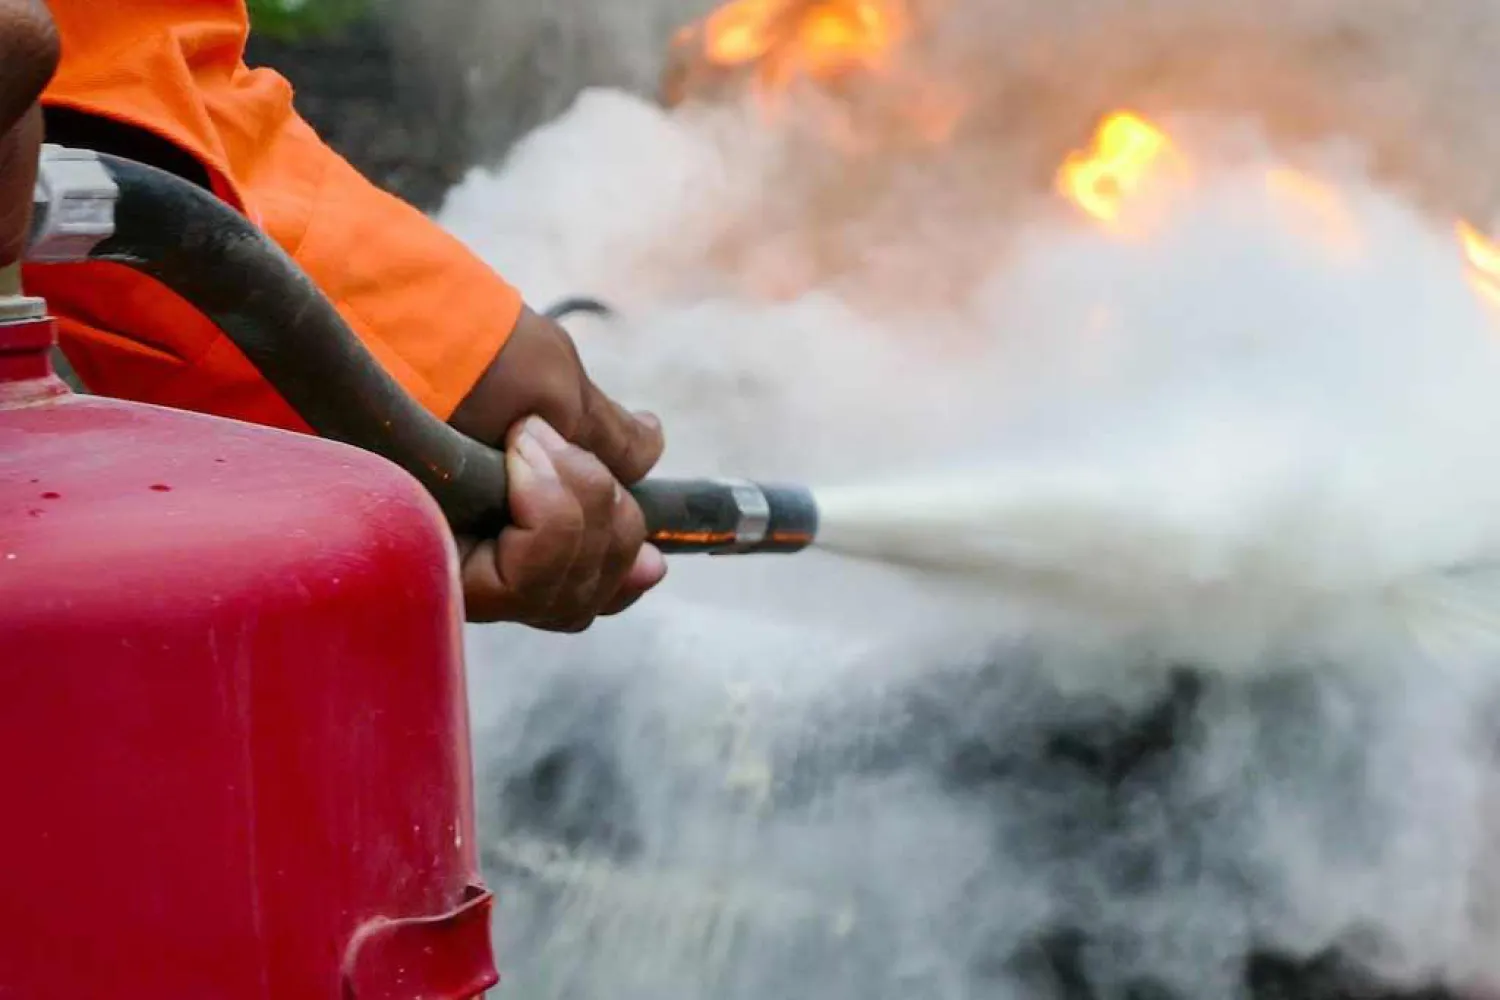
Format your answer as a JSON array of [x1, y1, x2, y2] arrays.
[[87, 152, 511, 538], [74, 153, 816, 554], [543, 297, 614, 322]]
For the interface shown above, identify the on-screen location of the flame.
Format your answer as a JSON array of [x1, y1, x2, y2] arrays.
[[1458, 221, 1500, 311], [795, 2, 902, 77], [700, 0, 779, 65], [1057, 110, 1500, 317], [1056, 112, 1185, 232], [666, 0, 967, 155], [683, 0, 908, 102]]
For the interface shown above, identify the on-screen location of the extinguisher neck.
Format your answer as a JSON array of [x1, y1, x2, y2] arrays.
[[0, 262, 46, 322], [0, 271, 66, 399]]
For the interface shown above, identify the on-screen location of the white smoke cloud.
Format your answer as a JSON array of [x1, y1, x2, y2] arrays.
[[432, 1, 1500, 996]]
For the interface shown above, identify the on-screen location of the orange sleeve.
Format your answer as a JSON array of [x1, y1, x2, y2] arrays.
[[23, 0, 521, 431]]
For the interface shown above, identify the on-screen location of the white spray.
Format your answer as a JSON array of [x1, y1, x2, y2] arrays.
[[430, 0, 1500, 996], [810, 141, 1500, 649]]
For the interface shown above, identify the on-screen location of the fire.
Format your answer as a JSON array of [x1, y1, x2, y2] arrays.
[[799, 2, 902, 75], [1058, 111, 1499, 316], [1458, 221, 1500, 311], [699, 0, 781, 65], [685, 0, 908, 102], [674, 3, 1500, 323], [1056, 112, 1186, 233], [664, 0, 965, 156]]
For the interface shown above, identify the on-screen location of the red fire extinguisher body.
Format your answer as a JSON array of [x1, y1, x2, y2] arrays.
[[0, 313, 497, 998]]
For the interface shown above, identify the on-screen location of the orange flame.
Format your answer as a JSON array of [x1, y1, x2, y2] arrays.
[[1458, 221, 1500, 311], [1055, 111, 1500, 318], [701, 0, 782, 66], [1056, 112, 1184, 232], [689, 0, 908, 102], [796, 2, 902, 76]]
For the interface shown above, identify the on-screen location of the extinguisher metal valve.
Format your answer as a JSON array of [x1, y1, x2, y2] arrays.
[[0, 263, 44, 324], [28, 145, 119, 264]]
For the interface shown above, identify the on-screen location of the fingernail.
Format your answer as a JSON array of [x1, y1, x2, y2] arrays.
[[515, 428, 558, 480], [634, 410, 662, 434], [639, 543, 667, 581], [523, 416, 569, 454]]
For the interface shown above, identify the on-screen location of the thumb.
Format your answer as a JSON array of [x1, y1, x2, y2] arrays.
[[0, 2, 58, 269], [0, 105, 42, 268], [572, 382, 665, 485], [0, 2, 57, 131]]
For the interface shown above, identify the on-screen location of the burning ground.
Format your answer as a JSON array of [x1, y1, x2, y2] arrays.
[[441, 0, 1500, 997]]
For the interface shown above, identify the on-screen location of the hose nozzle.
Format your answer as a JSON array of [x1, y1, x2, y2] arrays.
[[631, 479, 818, 555]]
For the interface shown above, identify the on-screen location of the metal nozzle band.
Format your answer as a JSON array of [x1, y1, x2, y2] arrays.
[[715, 478, 771, 551]]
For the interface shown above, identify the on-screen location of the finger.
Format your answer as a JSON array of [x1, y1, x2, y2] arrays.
[[496, 420, 587, 600], [0, 105, 41, 267], [0, 2, 58, 131], [529, 416, 621, 621], [590, 484, 651, 613], [528, 416, 619, 528], [457, 538, 507, 623], [600, 544, 667, 617], [453, 534, 481, 562], [461, 420, 583, 621], [572, 381, 665, 484]]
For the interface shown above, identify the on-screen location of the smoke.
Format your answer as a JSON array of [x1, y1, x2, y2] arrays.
[[809, 143, 1500, 669], [429, 1, 1500, 997], [379, 0, 716, 163]]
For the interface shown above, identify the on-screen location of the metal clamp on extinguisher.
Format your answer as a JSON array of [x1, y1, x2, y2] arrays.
[[29, 144, 119, 262], [0, 259, 55, 399], [23, 145, 820, 554], [23, 144, 117, 390]]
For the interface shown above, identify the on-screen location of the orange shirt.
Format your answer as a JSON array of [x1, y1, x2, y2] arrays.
[[24, 0, 520, 431]]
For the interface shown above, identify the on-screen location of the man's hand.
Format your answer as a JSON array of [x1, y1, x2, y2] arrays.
[[0, 0, 59, 267], [450, 307, 667, 630]]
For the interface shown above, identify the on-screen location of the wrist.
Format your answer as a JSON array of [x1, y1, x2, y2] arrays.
[[449, 305, 565, 446]]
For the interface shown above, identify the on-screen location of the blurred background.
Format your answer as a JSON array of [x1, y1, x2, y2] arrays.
[[244, 0, 709, 212]]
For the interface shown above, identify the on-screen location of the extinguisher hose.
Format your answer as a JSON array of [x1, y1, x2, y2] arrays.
[[85, 152, 514, 538], [64, 152, 816, 553]]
